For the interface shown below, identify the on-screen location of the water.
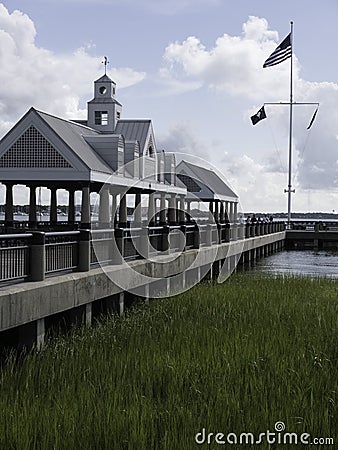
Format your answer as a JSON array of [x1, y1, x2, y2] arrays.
[[250, 250, 338, 278]]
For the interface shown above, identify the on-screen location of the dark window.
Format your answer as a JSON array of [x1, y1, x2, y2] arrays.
[[95, 111, 108, 125]]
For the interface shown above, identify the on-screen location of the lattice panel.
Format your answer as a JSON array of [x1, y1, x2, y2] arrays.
[[0, 126, 72, 168]]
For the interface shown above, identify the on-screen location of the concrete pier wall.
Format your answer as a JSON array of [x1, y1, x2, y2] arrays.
[[0, 231, 285, 348]]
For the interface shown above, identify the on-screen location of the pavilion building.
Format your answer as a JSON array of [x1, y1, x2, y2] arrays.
[[0, 72, 238, 230]]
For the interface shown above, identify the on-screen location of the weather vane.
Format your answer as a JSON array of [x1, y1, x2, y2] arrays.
[[102, 56, 109, 75]]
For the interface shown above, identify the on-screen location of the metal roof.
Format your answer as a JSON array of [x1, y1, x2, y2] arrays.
[[176, 160, 238, 201], [114, 120, 153, 154]]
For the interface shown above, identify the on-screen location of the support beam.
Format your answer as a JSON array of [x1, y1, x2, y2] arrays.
[[36, 318, 45, 350]]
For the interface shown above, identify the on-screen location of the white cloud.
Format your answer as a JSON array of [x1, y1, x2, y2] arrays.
[[0, 3, 145, 135], [157, 122, 208, 159], [161, 15, 338, 193]]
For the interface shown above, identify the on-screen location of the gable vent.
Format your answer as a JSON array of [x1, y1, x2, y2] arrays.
[[0, 126, 72, 168]]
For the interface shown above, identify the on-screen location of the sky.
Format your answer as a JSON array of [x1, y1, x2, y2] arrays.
[[0, 0, 337, 213]]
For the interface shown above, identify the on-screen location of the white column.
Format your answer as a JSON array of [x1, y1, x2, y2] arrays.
[[81, 185, 91, 226], [159, 193, 166, 225], [99, 186, 110, 225], [134, 192, 142, 225], [168, 194, 177, 225], [119, 194, 127, 226], [179, 195, 185, 223], [148, 193, 156, 225]]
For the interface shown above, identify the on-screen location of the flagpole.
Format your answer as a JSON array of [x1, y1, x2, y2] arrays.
[[285, 21, 294, 226]]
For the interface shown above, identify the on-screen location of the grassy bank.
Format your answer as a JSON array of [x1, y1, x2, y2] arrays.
[[0, 274, 337, 449]]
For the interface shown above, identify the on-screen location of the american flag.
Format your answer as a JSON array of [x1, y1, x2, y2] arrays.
[[263, 34, 292, 68]]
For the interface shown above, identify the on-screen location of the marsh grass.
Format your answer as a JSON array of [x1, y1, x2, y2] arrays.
[[0, 274, 337, 449]]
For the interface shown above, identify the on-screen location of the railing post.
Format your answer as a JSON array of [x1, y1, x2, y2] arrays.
[[206, 224, 212, 246], [225, 223, 230, 242], [109, 228, 124, 264], [161, 225, 170, 253], [139, 226, 149, 259], [180, 224, 187, 250], [78, 229, 91, 272], [115, 228, 125, 261], [193, 223, 200, 249], [237, 223, 244, 239], [29, 232, 46, 281], [232, 223, 238, 241]]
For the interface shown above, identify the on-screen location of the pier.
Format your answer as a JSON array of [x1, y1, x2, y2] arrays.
[[0, 221, 285, 349], [285, 221, 338, 250]]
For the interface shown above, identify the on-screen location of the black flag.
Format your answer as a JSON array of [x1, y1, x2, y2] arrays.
[[251, 106, 267, 125], [307, 107, 318, 130]]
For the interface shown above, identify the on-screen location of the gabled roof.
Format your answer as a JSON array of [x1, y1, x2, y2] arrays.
[[114, 120, 154, 154], [34, 109, 114, 174], [95, 74, 115, 84], [176, 160, 238, 201]]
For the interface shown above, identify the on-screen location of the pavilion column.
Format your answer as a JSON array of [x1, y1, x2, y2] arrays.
[[159, 193, 166, 225], [68, 188, 75, 224], [134, 192, 142, 226], [111, 194, 117, 226], [186, 200, 191, 222], [119, 194, 127, 227], [209, 201, 213, 223], [81, 185, 91, 228], [29, 185, 37, 226], [148, 193, 156, 226], [4, 182, 14, 227], [214, 201, 219, 224], [168, 194, 177, 225], [99, 186, 110, 227], [50, 187, 57, 224], [228, 202, 233, 223], [233, 202, 238, 223], [178, 195, 185, 224], [224, 201, 229, 222], [219, 201, 225, 223]]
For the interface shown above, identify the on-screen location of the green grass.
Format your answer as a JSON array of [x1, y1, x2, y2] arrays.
[[0, 274, 337, 449]]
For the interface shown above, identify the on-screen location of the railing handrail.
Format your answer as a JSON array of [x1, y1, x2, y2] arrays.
[[0, 233, 34, 240], [0, 221, 286, 285]]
